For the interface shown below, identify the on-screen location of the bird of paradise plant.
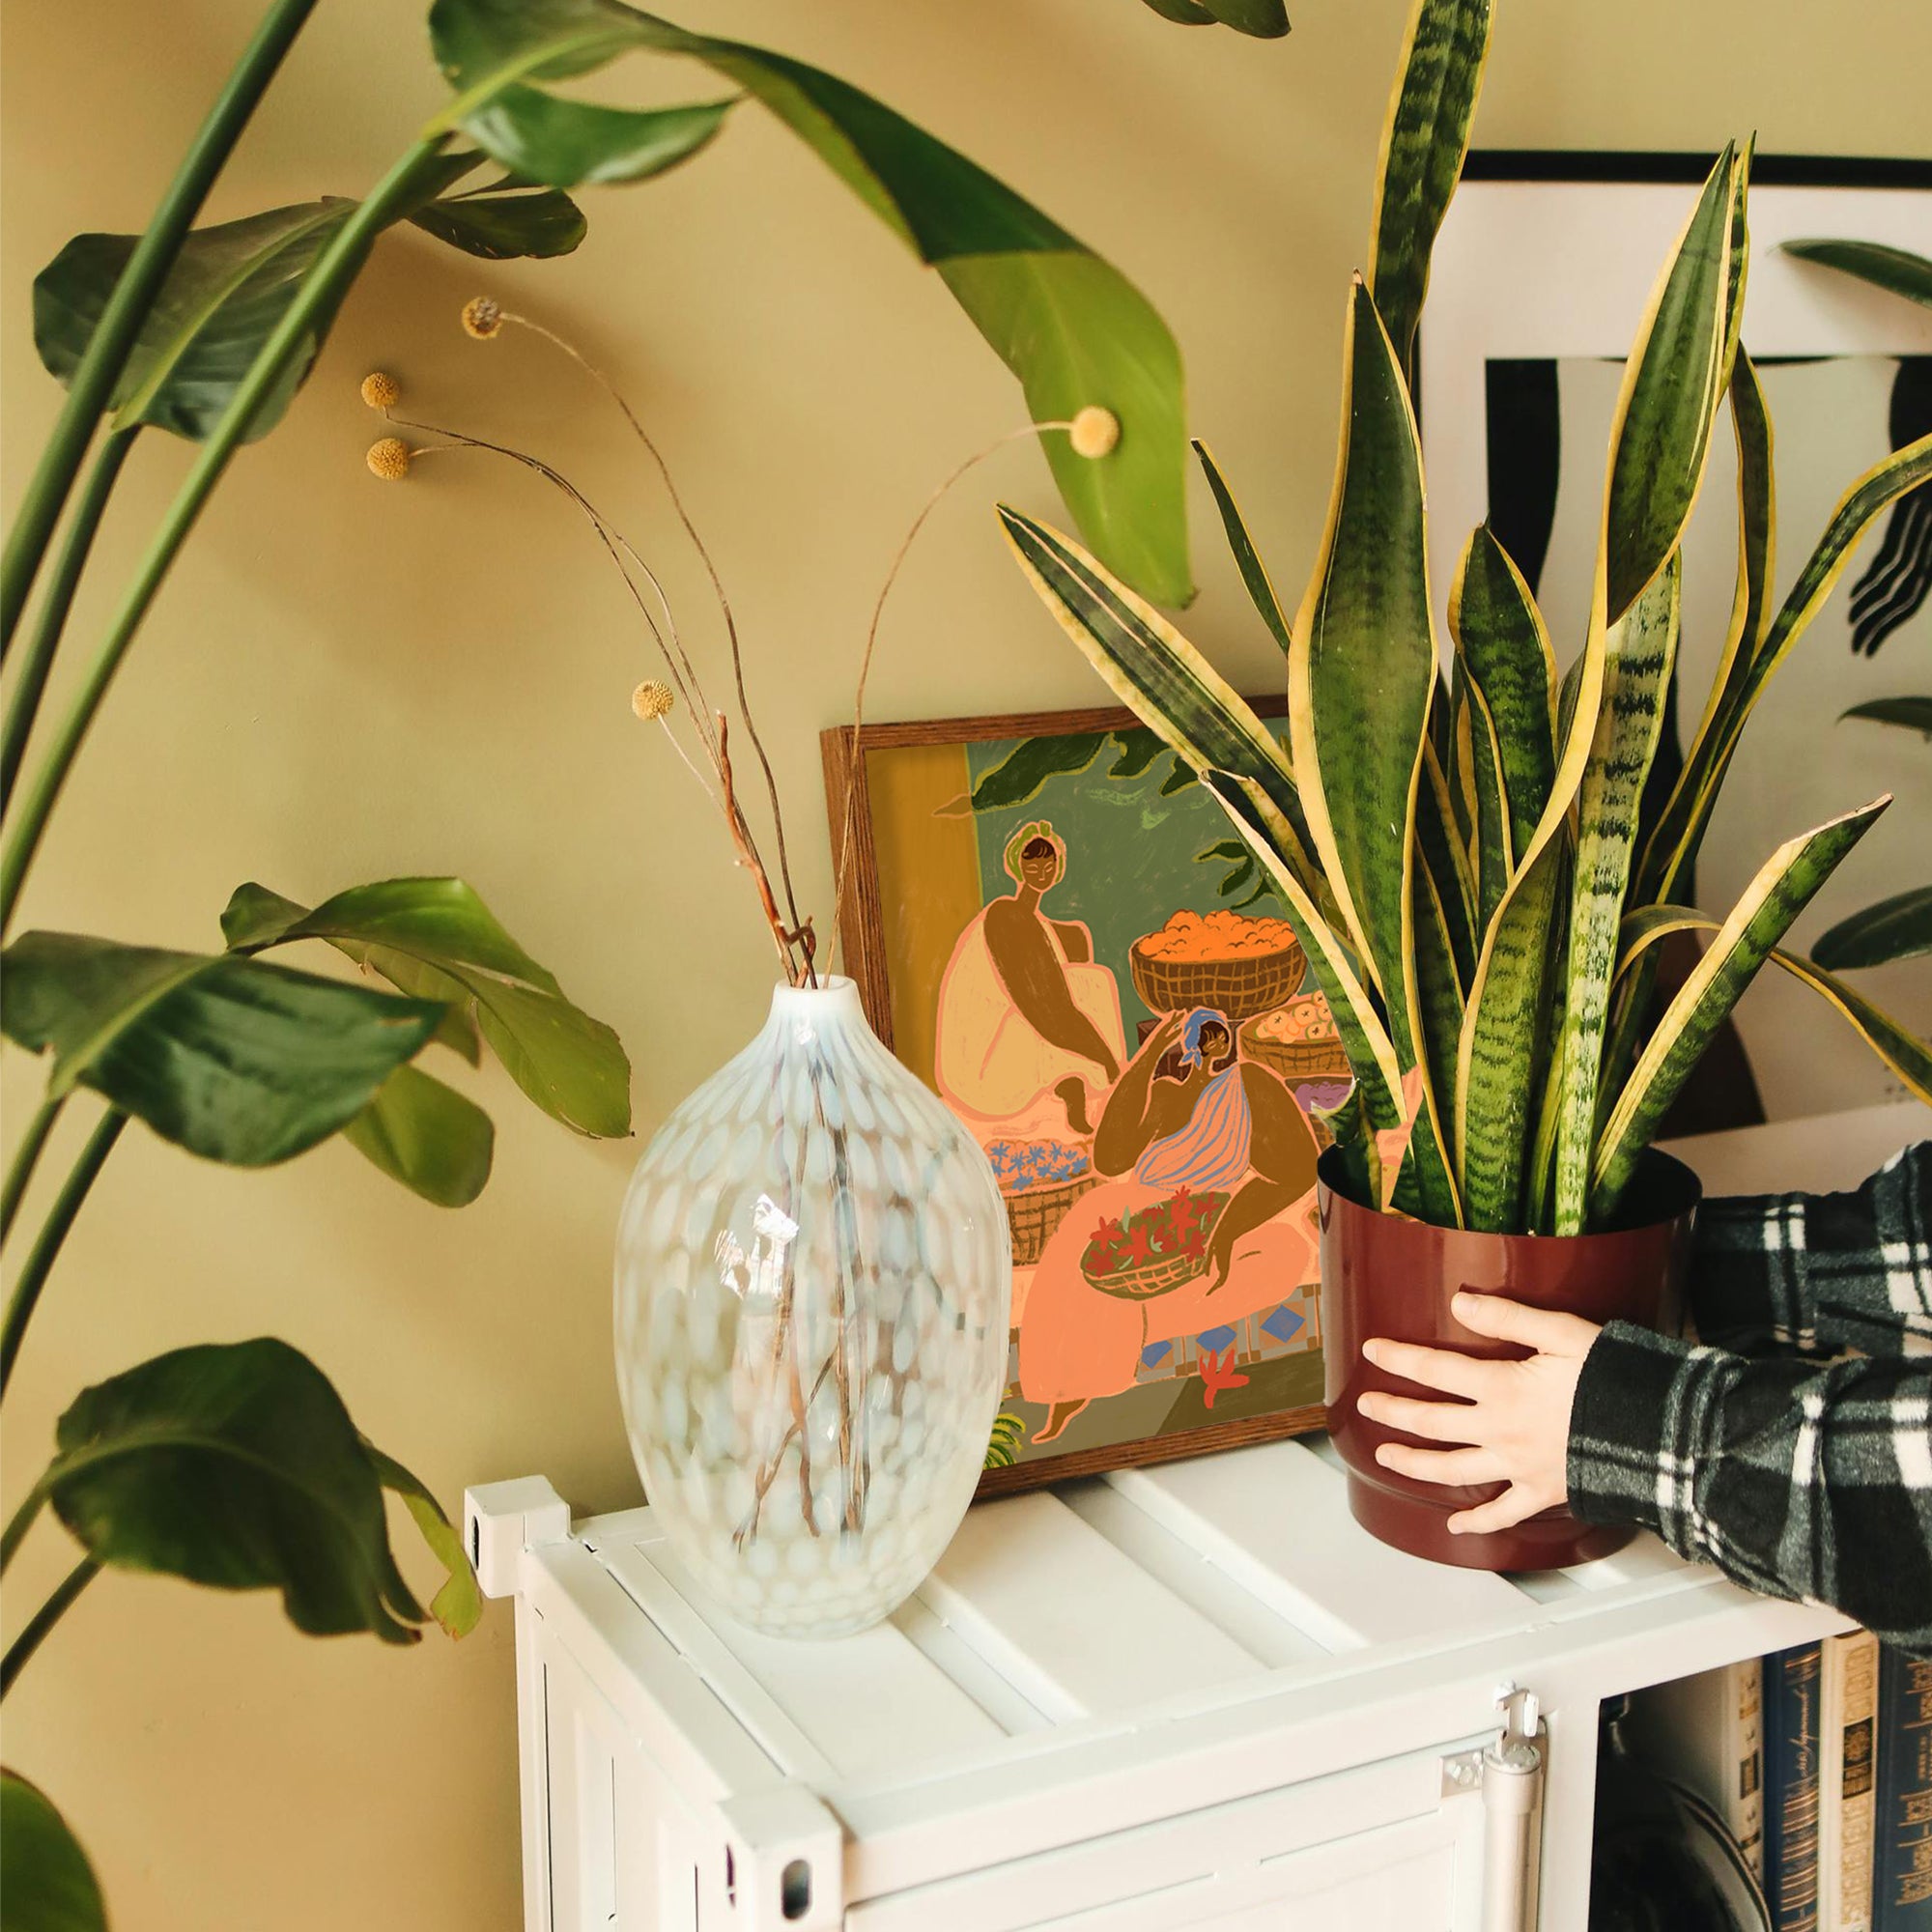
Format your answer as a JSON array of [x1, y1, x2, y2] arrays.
[[999, 0, 1932, 1237]]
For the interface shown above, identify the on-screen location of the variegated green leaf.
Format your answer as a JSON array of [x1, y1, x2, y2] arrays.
[[1593, 797, 1890, 1216], [997, 506, 1324, 897], [1367, 0, 1493, 371], [1447, 526, 1557, 855], [1455, 836, 1568, 1231], [1194, 440, 1292, 655], [1649, 430, 1932, 901], [1418, 738, 1477, 985], [1602, 144, 1739, 627], [1637, 350, 1775, 904], [1411, 863, 1466, 1168], [1617, 902, 1932, 1102], [1457, 664, 1511, 936], [1289, 279, 1459, 1223], [1549, 555, 1681, 1234], [1810, 887, 1932, 972]]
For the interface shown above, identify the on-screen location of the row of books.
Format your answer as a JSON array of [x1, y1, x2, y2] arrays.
[[1628, 1634, 1931, 1929]]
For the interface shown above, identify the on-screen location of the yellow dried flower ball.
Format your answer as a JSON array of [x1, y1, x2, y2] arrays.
[[365, 437, 413, 482], [1069, 406, 1121, 460], [632, 680, 675, 723], [461, 296, 503, 341], [359, 370, 400, 410]]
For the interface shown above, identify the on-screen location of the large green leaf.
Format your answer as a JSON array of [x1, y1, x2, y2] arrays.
[[1600, 145, 1739, 626], [1416, 737, 1477, 986], [0, 933, 441, 1166], [1592, 798, 1889, 1216], [221, 877, 631, 1139], [362, 1442, 484, 1637], [454, 90, 731, 188], [342, 1065, 495, 1208], [0, 1772, 105, 1932], [429, 0, 1191, 604], [1366, 0, 1492, 372], [1549, 556, 1680, 1234], [1811, 886, 1932, 972], [1781, 238, 1932, 310], [1288, 279, 1457, 1222], [969, 733, 1108, 812], [1411, 864, 1465, 1163], [408, 178, 587, 256], [35, 201, 355, 442], [1137, 0, 1291, 35], [36, 1339, 446, 1643], [997, 508, 1321, 897], [1447, 526, 1556, 856], [1455, 664, 1510, 935], [1617, 904, 1932, 1105]]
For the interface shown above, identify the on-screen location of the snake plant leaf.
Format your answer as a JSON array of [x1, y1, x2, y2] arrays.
[[40, 1338, 443, 1643], [1601, 144, 1739, 626], [1592, 796, 1890, 1216], [1455, 835, 1568, 1231], [1290, 278, 1437, 1011], [430, 0, 1191, 605], [1548, 557, 1681, 1234], [1138, 0, 1291, 33], [1810, 885, 1932, 971], [361, 1441, 483, 1637], [455, 88, 732, 188], [1782, 238, 1932, 310], [0, 932, 441, 1166], [1367, 0, 1493, 373], [221, 877, 631, 1139], [1411, 865, 1466, 1166], [342, 1065, 496, 1208], [1448, 526, 1557, 855], [1617, 904, 1932, 1104], [1455, 664, 1511, 935], [1841, 695, 1932, 736], [1636, 352, 1775, 903], [35, 201, 355, 442], [1644, 428, 1932, 901], [1194, 440, 1293, 655], [408, 179, 588, 256], [997, 507, 1321, 895], [1417, 739, 1478, 985], [0, 1772, 106, 1932]]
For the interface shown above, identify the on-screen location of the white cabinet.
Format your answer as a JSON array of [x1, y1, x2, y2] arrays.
[[473, 1104, 1926, 1930]]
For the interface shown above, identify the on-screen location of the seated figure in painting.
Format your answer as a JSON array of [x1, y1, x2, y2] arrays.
[[1019, 1007, 1321, 1444], [934, 820, 1126, 1140]]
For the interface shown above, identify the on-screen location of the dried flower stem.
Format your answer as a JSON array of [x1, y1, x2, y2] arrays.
[[501, 310, 803, 937], [829, 419, 1076, 966]]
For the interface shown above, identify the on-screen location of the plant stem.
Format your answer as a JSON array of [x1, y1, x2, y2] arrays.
[[0, 136, 453, 936], [0, 0, 318, 652], [0, 1095, 66, 1250], [0, 1110, 127, 1399], [2, 431, 139, 810], [0, 1555, 100, 1698], [1, 1486, 47, 1577]]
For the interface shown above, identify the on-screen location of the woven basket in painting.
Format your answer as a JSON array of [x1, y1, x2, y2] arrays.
[[1003, 1171, 1100, 1266], [1239, 1018, 1352, 1083], [1080, 1194, 1229, 1301], [1128, 936, 1306, 1022]]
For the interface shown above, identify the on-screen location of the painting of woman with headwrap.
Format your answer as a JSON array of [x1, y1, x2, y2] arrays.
[[934, 820, 1128, 1140], [1019, 1004, 1321, 1444]]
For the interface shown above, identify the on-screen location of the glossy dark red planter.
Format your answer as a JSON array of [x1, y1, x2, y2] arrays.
[[1317, 1145, 1701, 1572]]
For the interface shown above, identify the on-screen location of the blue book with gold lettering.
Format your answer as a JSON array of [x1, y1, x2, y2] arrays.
[[1875, 1644, 1932, 1930]]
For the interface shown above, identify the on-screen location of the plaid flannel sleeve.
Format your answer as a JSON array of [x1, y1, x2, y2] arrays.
[[1565, 1143, 1932, 1657]]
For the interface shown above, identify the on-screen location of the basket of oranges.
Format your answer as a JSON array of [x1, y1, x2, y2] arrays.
[[1128, 910, 1306, 1022]]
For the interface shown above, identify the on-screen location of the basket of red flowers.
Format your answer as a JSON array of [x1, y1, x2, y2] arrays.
[[1079, 1186, 1231, 1300]]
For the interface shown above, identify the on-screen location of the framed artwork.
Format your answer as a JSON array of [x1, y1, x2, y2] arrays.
[[823, 704, 1350, 1495], [1421, 153, 1932, 1122]]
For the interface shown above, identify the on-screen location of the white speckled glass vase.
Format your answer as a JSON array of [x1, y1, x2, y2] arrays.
[[614, 977, 1010, 1638]]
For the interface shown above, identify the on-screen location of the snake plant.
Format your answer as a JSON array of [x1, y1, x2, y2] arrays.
[[1001, 0, 1932, 1236]]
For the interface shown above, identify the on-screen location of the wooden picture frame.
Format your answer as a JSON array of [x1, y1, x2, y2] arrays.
[[822, 699, 1345, 1498]]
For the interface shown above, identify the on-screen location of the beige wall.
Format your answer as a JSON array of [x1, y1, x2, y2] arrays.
[[4, 1, 1929, 1921]]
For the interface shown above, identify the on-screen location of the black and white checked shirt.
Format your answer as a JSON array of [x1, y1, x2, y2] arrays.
[[1566, 1143, 1932, 1656]]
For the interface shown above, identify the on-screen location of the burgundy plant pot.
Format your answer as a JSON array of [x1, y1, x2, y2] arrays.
[[1317, 1144, 1702, 1572]]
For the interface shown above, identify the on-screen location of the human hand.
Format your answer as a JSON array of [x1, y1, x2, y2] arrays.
[[1356, 1293, 1602, 1536]]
